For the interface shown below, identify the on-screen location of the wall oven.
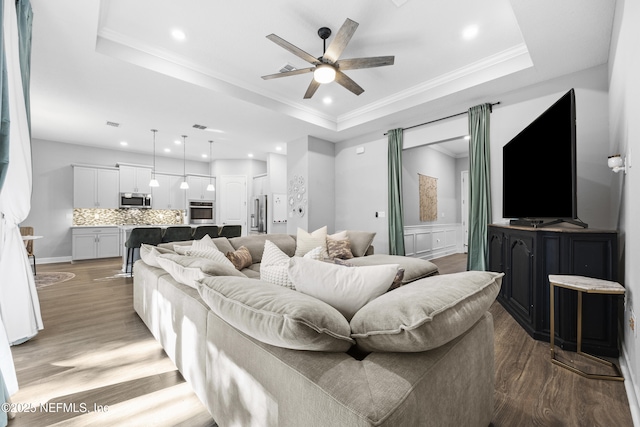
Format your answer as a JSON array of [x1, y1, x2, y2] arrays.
[[120, 193, 152, 209], [189, 201, 214, 224]]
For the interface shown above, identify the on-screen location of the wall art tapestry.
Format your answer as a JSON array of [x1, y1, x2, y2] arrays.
[[419, 174, 438, 222]]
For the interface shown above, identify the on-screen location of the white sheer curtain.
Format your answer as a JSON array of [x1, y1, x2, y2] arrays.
[[0, 0, 41, 396]]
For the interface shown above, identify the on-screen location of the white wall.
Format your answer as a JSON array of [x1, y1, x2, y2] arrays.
[[489, 66, 611, 229], [25, 138, 209, 260], [266, 153, 287, 234], [403, 145, 460, 226], [335, 65, 612, 255], [609, 0, 640, 420], [286, 136, 335, 234], [25, 139, 270, 260], [335, 135, 390, 254]]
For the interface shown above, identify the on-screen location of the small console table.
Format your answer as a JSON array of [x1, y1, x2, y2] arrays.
[[549, 275, 624, 381]]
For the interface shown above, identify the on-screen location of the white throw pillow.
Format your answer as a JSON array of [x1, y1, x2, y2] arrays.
[[294, 226, 328, 257], [187, 245, 236, 270], [261, 241, 325, 289], [191, 234, 216, 251], [288, 257, 399, 320], [173, 245, 192, 255], [156, 256, 209, 289], [139, 243, 174, 268]]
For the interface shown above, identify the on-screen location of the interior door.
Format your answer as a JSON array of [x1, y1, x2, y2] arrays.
[[461, 170, 469, 253], [219, 175, 247, 236]]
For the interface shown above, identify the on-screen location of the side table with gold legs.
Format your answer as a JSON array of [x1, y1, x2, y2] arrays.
[[549, 275, 625, 381]]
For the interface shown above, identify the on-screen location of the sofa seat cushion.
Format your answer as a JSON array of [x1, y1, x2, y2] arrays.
[[156, 253, 246, 288], [350, 271, 504, 352], [198, 276, 354, 351], [289, 257, 399, 321], [347, 254, 439, 284]]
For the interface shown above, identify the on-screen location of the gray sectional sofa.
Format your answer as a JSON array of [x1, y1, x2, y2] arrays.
[[133, 232, 502, 426]]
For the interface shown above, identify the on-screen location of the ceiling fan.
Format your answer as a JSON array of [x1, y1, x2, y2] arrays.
[[261, 18, 395, 99]]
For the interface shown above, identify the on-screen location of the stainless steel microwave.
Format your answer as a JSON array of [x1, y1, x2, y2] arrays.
[[120, 193, 152, 209]]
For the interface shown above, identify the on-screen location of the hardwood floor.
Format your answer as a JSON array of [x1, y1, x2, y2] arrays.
[[430, 254, 633, 427], [8, 258, 215, 427], [6, 255, 634, 426]]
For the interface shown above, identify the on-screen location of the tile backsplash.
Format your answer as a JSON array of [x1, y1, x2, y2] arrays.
[[73, 208, 185, 226]]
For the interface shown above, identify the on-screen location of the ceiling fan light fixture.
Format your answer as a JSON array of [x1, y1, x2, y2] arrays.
[[314, 64, 336, 84]]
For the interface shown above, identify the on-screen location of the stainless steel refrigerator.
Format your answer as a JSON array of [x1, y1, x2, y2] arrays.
[[250, 195, 267, 234]]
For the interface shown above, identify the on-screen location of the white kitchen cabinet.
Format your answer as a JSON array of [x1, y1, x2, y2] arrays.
[[152, 173, 186, 210], [73, 165, 119, 208], [118, 164, 152, 194], [72, 227, 120, 260], [186, 175, 215, 201]]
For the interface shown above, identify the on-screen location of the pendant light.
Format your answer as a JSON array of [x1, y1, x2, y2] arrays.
[[149, 129, 159, 187], [206, 140, 215, 192], [179, 135, 189, 189]]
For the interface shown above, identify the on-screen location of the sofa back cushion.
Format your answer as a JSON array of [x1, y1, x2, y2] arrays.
[[198, 276, 354, 351], [229, 234, 296, 263], [350, 271, 503, 352]]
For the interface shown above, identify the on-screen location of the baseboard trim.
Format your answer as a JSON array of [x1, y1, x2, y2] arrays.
[[38, 256, 73, 265], [620, 346, 640, 426]]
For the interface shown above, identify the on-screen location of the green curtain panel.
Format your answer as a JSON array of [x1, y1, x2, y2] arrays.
[[16, 0, 33, 132], [0, 0, 9, 192], [388, 128, 405, 256], [467, 104, 493, 271]]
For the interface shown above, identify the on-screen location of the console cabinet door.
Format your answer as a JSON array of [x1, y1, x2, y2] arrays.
[[506, 234, 535, 328]]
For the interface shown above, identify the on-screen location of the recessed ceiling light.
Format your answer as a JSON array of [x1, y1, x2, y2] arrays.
[[174, 140, 181, 145], [164, 148, 171, 153], [172, 29, 186, 41], [276, 146, 282, 151], [248, 153, 254, 158], [202, 154, 208, 158], [120, 141, 128, 146], [323, 97, 333, 105], [462, 25, 479, 40]]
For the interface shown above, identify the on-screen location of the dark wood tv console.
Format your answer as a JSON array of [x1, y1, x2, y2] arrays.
[[487, 224, 620, 357]]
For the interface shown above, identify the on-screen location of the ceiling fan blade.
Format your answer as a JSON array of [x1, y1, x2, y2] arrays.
[[261, 67, 315, 80], [323, 18, 359, 63], [336, 56, 395, 71], [266, 34, 319, 65], [335, 71, 364, 96], [303, 79, 321, 99]]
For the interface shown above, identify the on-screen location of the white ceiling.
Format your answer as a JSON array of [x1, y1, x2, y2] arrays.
[[29, 0, 616, 162]]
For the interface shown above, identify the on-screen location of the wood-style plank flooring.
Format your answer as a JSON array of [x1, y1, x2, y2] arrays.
[[431, 253, 633, 427], [6, 254, 634, 426]]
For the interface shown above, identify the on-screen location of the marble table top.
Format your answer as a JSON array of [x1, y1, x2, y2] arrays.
[[549, 275, 625, 294]]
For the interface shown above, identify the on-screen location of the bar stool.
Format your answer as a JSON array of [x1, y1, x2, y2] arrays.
[[193, 225, 219, 240], [161, 226, 193, 243], [219, 225, 241, 238], [549, 274, 625, 381], [125, 228, 162, 276]]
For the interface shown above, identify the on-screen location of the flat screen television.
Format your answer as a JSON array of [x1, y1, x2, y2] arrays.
[[502, 89, 585, 228]]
